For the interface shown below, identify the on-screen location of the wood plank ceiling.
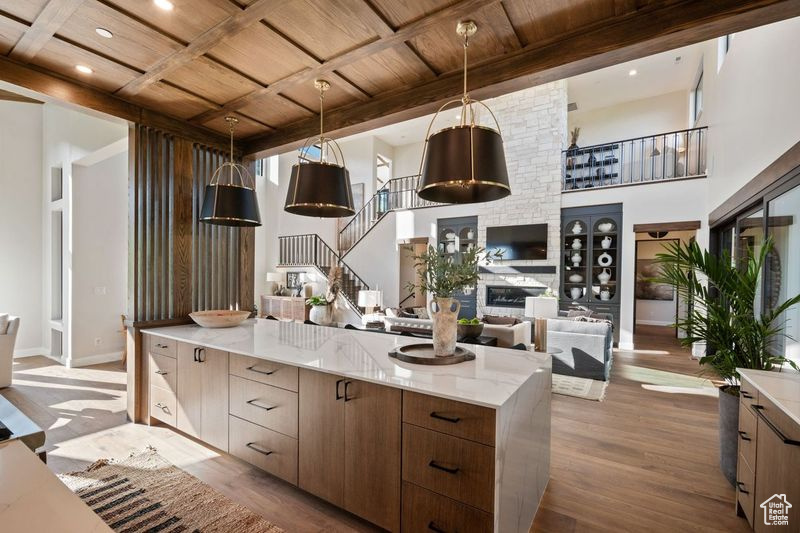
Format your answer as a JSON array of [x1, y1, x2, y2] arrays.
[[1, 0, 798, 157]]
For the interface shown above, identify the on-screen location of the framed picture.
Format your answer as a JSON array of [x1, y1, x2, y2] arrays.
[[635, 259, 674, 301], [286, 271, 304, 289]]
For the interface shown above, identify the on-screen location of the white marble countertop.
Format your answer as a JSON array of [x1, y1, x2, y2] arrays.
[[738, 368, 800, 426], [145, 320, 551, 409]]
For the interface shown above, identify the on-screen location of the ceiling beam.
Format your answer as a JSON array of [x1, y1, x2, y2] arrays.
[[0, 54, 231, 149], [188, 0, 495, 126], [116, 0, 283, 98], [9, 0, 85, 61], [242, 0, 800, 157]]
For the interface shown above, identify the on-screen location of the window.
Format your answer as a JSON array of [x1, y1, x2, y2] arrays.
[[692, 73, 703, 124], [717, 34, 734, 71]]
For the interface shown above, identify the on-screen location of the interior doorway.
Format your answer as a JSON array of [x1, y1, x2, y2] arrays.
[[398, 239, 427, 309]]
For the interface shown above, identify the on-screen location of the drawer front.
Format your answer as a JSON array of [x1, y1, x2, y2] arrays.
[[402, 482, 492, 533], [737, 452, 755, 527], [403, 391, 496, 446], [149, 335, 176, 358], [738, 403, 757, 471], [229, 415, 298, 486], [150, 386, 176, 426], [229, 375, 298, 438], [753, 393, 800, 442], [149, 352, 176, 393], [739, 376, 759, 411], [229, 353, 298, 392], [402, 424, 494, 512]]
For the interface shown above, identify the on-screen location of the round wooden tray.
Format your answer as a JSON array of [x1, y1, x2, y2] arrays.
[[388, 343, 476, 365]]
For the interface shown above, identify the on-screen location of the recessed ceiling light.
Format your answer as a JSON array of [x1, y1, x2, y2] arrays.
[[628, 69, 638, 77], [153, 0, 174, 11], [75, 64, 93, 74], [95, 27, 113, 38]]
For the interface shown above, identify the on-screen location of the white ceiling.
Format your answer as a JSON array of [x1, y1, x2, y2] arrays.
[[567, 43, 704, 113]]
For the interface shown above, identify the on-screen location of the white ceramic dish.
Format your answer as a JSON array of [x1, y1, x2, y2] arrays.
[[189, 310, 250, 328]]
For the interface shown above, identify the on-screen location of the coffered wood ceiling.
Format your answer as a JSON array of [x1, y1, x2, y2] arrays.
[[0, 0, 798, 157]]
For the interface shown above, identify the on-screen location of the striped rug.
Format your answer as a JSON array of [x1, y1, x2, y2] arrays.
[[59, 447, 283, 533]]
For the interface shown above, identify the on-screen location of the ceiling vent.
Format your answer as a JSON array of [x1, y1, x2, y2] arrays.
[[567, 102, 578, 112]]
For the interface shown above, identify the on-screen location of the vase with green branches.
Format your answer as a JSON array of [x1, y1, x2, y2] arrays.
[[653, 237, 799, 484]]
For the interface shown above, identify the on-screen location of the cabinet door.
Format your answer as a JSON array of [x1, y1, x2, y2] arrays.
[[176, 342, 229, 451], [298, 369, 345, 506], [344, 379, 401, 532]]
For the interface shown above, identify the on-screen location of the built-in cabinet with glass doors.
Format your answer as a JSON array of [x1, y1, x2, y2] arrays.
[[436, 216, 478, 319]]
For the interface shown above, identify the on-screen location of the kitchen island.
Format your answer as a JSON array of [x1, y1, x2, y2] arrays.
[[143, 319, 551, 532]]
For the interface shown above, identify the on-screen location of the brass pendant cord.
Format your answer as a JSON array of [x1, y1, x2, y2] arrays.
[[319, 86, 324, 147], [461, 31, 469, 126], [228, 117, 235, 182]]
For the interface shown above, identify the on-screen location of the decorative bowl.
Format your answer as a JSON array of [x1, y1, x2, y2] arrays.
[[597, 222, 615, 233], [189, 310, 250, 328], [457, 322, 484, 339]]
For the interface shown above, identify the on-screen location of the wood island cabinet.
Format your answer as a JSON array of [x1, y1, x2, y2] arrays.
[[176, 342, 229, 451]]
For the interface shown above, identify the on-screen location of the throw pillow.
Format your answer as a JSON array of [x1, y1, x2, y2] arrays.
[[0, 314, 8, 335], [413, 307, 430, 320], [399, 309, 418, 319], [482, 314, 519, 326]]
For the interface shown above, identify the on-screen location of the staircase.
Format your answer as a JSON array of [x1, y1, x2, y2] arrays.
[[338, 175, 440, 257], [278, 234, 370, 316]]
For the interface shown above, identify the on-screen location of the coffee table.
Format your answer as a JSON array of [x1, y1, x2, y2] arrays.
[[458, 335, 498, 347]]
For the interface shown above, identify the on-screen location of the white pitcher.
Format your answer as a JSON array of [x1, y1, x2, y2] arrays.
[[601, 236, 612, 249]]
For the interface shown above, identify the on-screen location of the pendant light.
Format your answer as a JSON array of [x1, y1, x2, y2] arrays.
[[199, 116, 261, 227], [284, 80, 355, 218], [417, 21, 511, 204]]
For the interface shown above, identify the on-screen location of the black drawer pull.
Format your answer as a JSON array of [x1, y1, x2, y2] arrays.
[[738, 430, 751, 441], [751, 405, 800, 446], [246, 399, 276, 411], [428, 460, 459, 474], [335, 379, 344, 400], [430, 412, 460, 424], [246, 365, 275, 376], [741, 391, 753, 399], [736, 481, 749, 495], [155, 402, 169, 412], [155, 370, 169, 375], [344, 380, 352, 402], [428, 521, 446, 533], [246, 442, 274, 457], [156, 343, 169, 349]]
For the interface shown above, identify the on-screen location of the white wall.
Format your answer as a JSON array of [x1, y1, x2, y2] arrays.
[[392, 142, 424, 179], [568, 91, 689, 147], [0, 101, 43, 354], [70, 149, 127, 365], [700, 17, 800, 212]]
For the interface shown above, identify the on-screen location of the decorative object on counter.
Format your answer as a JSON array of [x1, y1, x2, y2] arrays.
[[568, 273, 583, 283], [571, 251, 582, 267], [357, 289, 382, 315], [571, 238, 582, 250], [199, 116, 261, 227], [189, 310, 250, 328], [284, 80, 355, 217], [597, 252, 613, 266], [599, 289, 611, 301], [416, 21, 510, 204], [571, 221, 583, 234], [570, 287, 582, 300], [388, 343, 475, 365], [601, 236, 613, 249], [456, 317, 484, 339], [653, 238, 800, 486], [597, 268, 611, 284], [597, 221, 615, 233], [306, 295, 334, 326], [407, 245, 500, 357]]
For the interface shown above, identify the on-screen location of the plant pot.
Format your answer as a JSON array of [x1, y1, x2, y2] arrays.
[[309, 305, 333, 326], [429, 297, 460, 357], [718, 386, 739, 487]]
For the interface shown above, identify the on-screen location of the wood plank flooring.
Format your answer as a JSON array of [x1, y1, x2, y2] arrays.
[[1, 328, 750, 532]]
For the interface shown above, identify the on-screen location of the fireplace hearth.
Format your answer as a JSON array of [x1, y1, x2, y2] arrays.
[[485, 285, 545, 308]]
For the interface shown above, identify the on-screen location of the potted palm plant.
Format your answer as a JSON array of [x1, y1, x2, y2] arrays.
[[654, 238, 799, 485]]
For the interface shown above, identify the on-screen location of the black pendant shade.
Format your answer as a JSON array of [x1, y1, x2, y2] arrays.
[[284, 162, 355, 218], [417, 125, 510, 204], [200, 183, 261, 227]]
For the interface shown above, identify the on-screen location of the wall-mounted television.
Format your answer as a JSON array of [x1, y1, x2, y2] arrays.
[[486, 223, 547, 260]]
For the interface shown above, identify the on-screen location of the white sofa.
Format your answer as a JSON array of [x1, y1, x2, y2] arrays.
[[0, 315, 20, 388], [383, 311, 531, 348]]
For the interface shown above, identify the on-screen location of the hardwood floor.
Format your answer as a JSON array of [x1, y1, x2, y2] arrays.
[[1, 330, 750, 532]]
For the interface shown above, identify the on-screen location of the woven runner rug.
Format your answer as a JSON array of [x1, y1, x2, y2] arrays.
[[59, 447, 283, 533]]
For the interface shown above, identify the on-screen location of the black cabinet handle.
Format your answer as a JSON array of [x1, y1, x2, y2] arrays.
[[736, 481, 749, 495], [428, 522, 446, 533], [741, 391, 753, 399], [738, 430, 751, 442], [344, 381, 352, 402], [428, 460, 459, 474], [156, 343, 169, 349], [751, 405, 800, 446], [335, 379, 344, 400], [246, 399, 276, 411], [193, 347, 199, 362], [197, 348, 205, 363], [246, 442, 273, 457], [155, 370, 169, 375], [246, 365, 275, 376], [430, 412, 460, 424]]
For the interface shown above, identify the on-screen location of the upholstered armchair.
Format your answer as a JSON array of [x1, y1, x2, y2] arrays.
[[0, 315, 20, 388]]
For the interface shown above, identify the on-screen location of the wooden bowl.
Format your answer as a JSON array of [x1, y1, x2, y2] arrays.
[[189, 310, 250, 328], [457, 322, 484, 339]]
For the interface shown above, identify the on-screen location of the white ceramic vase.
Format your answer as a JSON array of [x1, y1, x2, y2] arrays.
[[597, 222, 615, 233], [601, 236, 612, 249], [309, 305, 333, 326], [600, 289, 611, 301], [571, 221, 583, 234], [598, 252, 613, 266], [570, 287, 582, 300], [597, 268, 611, 284], [568, 273, 583, 283], [571, 238, 582, 250], [571, 251, 582, 267], [429, 297, 460, 357]]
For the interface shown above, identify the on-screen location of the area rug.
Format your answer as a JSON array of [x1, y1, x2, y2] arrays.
[[59, 447, 283, 533], [552, 374, 608, 401]]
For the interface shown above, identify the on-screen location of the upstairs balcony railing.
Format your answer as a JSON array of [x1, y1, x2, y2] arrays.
[[562, 126, 708, 191]]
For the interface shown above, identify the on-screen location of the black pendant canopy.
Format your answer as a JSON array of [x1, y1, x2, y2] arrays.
[[199, 116, 261, 227], [284, 80, 355, 218], [417, 21, 511, 204]]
